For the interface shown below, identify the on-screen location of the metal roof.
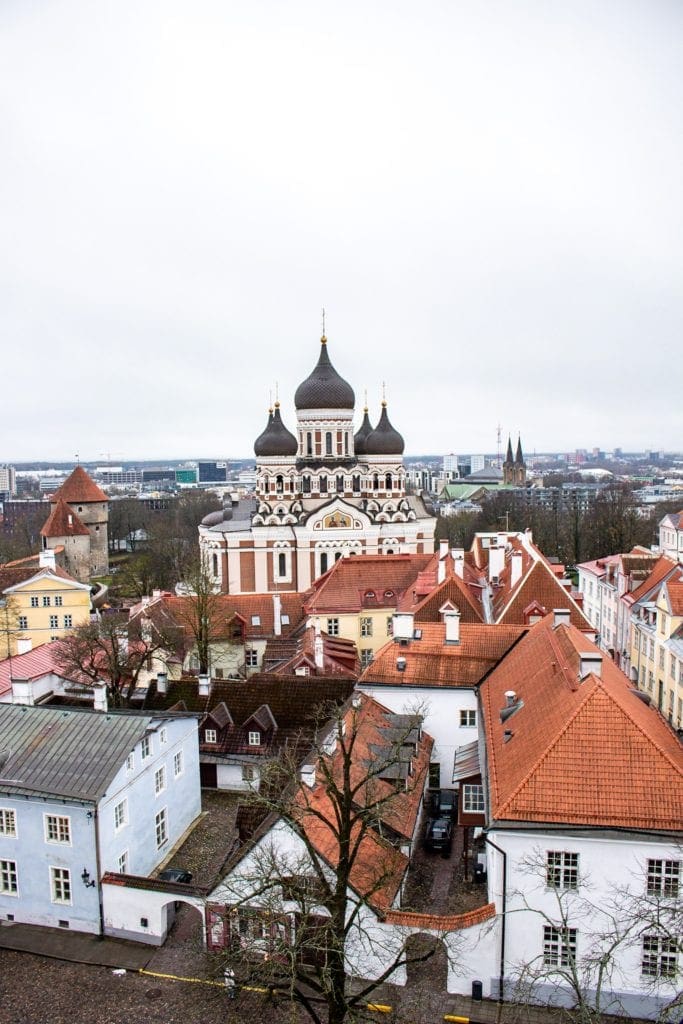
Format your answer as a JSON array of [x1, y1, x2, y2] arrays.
[[0, 704, 156, 802]]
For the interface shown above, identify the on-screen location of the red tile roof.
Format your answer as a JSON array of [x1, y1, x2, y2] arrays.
[[481, 616, 683, 831], [496, 559, 589, 630], [304, 554, 433, 614], [360, 622, 527, 688], [41, 499, 90, 538], [665, 581, 683, 616], [411, 575, 484, 624], [266, 625, 360, 677], [51, 466, 108, 504], [0, 640, 79, 697], [0, 561, 80, 593], [131, 592, 307, 642], [622, 556, 680, 607]]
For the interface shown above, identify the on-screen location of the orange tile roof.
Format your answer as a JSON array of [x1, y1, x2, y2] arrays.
[[304, 554, 433, 614], [412, 575, 484, 624], [666, 581, 683, 616], [384, 903, 496, 929], [622, 556, 680, 607], [51, 465, 108, 504], [360, 622, 527, 688], [481, 616, 683, 831], [41, 499, 90, 538], [267, 625, 360, 677], [496, 559, 590, 630], [132, 592, 307, 642]]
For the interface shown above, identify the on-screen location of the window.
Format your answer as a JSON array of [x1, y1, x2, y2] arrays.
[[154, 766, 166, 795], [173, 750, 183, 777], [325, 432, 333, 456], [117, 850, 129, 874], [0, 860, 18, 894], [248, 731, 261, 746], [319, 475, 327, 494], [159, 727, 167, 745], [647, 859, 680, 897], [251, 615, 261, 627], [429, 763, 441, 788], [327, 618, 339, 636], [360, 617, 373, 637], [278, 552, 286, 577], [462, 784, 484, 813], [114, 799, 128, 831], [244, 648, 258, 669], [50, 866, 71, 904], [0, 809, 16, 837], [546, 851, 579, 890], [205, 729, 217, 744], [281, 614, 290, 625], [360, 649, 373, 668], [336, 475, 344, 493], [155, 808, 168, 848], [18, 616, 28, 630], [42, 596, 51, 607], [302, 475, 311, 494], [212, 553, 218, 577], [387, 617, 393, 636], [30, 596, 39, 607], [54, 595, 63, 607], [670, 654, 676, 679], [352, 475, 361, 492], [126, 753, 134, 772], [642, 934, 678, 978], [242, 765, 255, 782], [141, 736, 151, 760], [63, 615, 72, 628], [49, 615, 59, 629], [543, 926, 577, 967], [45, 815, 71, 844], [460, 710, 477, 727]]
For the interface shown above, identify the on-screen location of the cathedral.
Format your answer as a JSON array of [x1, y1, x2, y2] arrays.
[[199, 334, 436, 594]]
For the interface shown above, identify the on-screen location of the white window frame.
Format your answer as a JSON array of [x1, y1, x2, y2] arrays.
[[205, 728, 217, 744], [642, 934, 679, 978], [462, 784, 484, 813], [327, 618, 340, 636], [0, 859, 18, 895], [54, 595, 63, 607], [44, 814, 71, 845], [154, 766, 166, 796], [117, 850, 129, 874], [0, 808, 17, 837], [63, 614, 73, 628], [18, 616, 28, 630], [546, 851, 579, 890], [360, 617, 373, 638], [114, 799, 128, 831], [543, 925, 577, 967], [241, 765, 256, 782], [248, 731, 261, 746], [126, 753, 134, 772], [173, 750, 183, 778], [245, 648, 259, 668], [141, 736, 151, 760], [50, 866, 72, 905], [360, 648, 373, 669], [155, 807, 168, 849], [459, 710, 477, 728], [647, 859, 680, 897], [30, 596, 39, 607], [49, 614, 59, 629], [159, 727, 167, 745]]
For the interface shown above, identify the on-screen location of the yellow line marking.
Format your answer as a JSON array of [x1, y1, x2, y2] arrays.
[[367, 1004, 392, 1013], [139, 967, 224, 988], [444, 1016, 470, 1023]]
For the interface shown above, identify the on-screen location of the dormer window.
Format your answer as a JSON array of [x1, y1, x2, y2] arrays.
[[251, 615, 261, 626], [248, 731, 261, 746], [205, 729, 217, 744], [364, 590, 376, 600]]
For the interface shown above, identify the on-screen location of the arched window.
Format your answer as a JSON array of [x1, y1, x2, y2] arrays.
[[344, 433, 349, 455], [212, 553, 218, 577], [320, 475, 327, 494], [278, 552, 286, 577], [334, 551, 342, 562], [352, 475, 361, 493], [320, 552, 328, 574], [276, 475, 284, 491], [302, 475, 311, 494], [385, 473, 392, 490], [336, 475, 344, 493], [306, 432, 313, 456], [373, 474, 379, 491], [325, 432, 333, 456]]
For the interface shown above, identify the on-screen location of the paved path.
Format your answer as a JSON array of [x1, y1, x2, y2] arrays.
[[0, 922, 153, 970]]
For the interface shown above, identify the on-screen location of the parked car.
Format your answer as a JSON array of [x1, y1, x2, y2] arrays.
[[158, 867, 193, 884], [424, 817, 453, 858], [430, 788, 457, 820]]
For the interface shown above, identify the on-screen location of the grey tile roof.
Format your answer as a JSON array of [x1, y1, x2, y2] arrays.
[[0, 704, 155, 802]]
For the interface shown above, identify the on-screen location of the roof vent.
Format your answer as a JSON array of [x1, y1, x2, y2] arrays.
[[396, 656, 407, 673], [503, 729, 513, 742], [579, 652, 602, 680], [553, 608, 571, 629], [504, 690, 516, 706]]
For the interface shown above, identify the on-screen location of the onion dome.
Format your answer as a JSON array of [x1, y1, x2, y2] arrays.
[[254, 403, 297, 457], [353, 407, 374, 457], [294, 336, 355, 410], [365, 402, 405, 456]]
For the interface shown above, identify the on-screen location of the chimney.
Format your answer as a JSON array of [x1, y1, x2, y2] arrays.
[[156, 671, 168, 695], [559, 578, 572, 591], [437, 556, 446, 584], [273, 593, 282, 637], [314, 631, 324, 670], [439, 538, 449, 559], [39, 549, 56, 571], [504, 690, 516, 707], [489, 541, 505, 582], [510, 550, 523, 588], [442, 606, 461, 645], [396, 655, 407, 672], [93, 684, 108, 713], [553, 608, 571, 630], [301, 764, 316, 788], [579, 652, 602, 680], [392, 612, 414, 641], [16, 638, 32, 655], [198, 674, 210, 696], [451, 549, 465, 579]]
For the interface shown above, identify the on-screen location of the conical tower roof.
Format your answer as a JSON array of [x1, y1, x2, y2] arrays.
[[41, 499, 90, 538], [294, 336, 355, 410], [253, 404, 297, 457], [515, 435, 525, 466], [353, 407, 374, 457], [52, 465, 107, 504], [365, 402, 405, 456], [503, 436, 514, 467]]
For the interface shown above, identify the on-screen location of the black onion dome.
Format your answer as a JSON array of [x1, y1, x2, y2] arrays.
[[365, 402, 405, 455], [254, 404, 297, 457], [294, 336, 355, 410], [353, 408, 374, 457]]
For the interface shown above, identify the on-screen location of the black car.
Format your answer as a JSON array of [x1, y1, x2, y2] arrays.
[[430, 788, 457, 820], [424, 817, 453, 857], [158, 867, 193, 884]]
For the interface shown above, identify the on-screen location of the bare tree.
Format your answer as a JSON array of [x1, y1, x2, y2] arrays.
[[209, 698, 452, 1024], [174, 555, 226, 676]]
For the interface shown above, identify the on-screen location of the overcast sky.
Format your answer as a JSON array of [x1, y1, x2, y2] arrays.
[[1, 1, 681, 462]]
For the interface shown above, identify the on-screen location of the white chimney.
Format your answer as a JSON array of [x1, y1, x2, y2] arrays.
[[439, 538, 449, 559], [314, 632, 324, 670], [156, 671, 168, 695], [198, 674, 210, 696], [579, 652, 602, 680], [273, 593, 282, 637], [93, 684, 108, 712], [510, 551, 523, 588], [553, 608, 571, 629], [451, 549, 465, 579], [392, 612, 414, 641], [437, 556, 446, 584], [16, 638, 32, 655], [442, 606, 461, 644], [39, 548, 56, 571], [396, 655, 407, 672], [301, 764, 316, 788], [489, 541, 505, 582], [504, 690, 517, 707]]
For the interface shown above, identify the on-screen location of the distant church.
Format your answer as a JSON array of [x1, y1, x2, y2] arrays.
[[502, 435, 527, 486], [41, 466, 109, 582], [199, 333, 436, 594]]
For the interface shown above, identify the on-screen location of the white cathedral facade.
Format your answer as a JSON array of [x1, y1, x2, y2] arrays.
[[199, 334, 436, 594]]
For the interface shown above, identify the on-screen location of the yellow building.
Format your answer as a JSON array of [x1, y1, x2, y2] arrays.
[[0, 550, 92, 656], [629, 573, 683, 730]]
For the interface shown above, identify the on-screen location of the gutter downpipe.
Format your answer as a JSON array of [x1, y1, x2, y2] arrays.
[[93, 806, 105, 937], [484, 833, 507, 1003]]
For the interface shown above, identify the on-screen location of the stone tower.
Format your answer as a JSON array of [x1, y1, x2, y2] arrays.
[[45, 466, 109, 579]]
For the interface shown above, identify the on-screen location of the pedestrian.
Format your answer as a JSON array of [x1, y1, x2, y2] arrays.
[[224, 965, 237, 999]]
